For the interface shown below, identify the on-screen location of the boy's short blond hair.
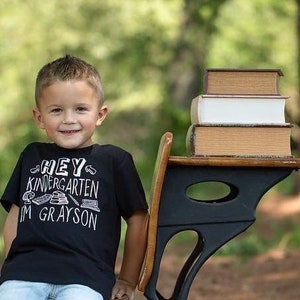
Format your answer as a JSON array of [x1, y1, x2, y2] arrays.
[[35, 55, 104, 106]]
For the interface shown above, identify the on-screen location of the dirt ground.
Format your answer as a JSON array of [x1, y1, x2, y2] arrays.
[[128, 195, 300, 300]]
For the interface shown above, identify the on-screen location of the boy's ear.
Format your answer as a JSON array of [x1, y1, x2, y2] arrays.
[[32, 108, 45, 129], [96, 106, 108, 126]]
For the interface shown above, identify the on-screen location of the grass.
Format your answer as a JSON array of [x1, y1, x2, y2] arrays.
[[216, 223, 300, 260]]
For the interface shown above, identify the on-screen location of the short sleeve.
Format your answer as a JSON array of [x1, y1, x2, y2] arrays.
[[1, 152, 24, 212], [114, 151, 148, 219]]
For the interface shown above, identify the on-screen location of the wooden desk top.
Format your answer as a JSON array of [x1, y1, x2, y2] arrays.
[[168, 156, 300, 168]]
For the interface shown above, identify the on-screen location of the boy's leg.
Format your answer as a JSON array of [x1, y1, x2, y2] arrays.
[[0, 280, 49, 300], [55, 284, 104, 300]]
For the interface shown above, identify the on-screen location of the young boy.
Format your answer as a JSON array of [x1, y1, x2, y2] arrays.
[[0, 55, 149, 300]]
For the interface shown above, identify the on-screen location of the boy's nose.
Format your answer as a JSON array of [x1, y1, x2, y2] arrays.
[[62, 112, 76, 124]]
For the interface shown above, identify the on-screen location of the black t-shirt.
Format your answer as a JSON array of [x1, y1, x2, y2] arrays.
[[0, 142, 148, 299]]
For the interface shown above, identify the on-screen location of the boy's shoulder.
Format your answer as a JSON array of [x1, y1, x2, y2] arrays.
[[93, 143, 129, 154], [92, 144, 133, 161], [21, 142, 52, 153]]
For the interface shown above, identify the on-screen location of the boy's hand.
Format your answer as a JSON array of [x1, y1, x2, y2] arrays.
[[111, 279, 135, 300]]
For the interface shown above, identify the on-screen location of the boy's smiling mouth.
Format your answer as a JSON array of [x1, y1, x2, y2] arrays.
[[59, 129, 81, 135]]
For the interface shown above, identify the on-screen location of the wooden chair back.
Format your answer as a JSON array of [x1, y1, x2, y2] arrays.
[[138, 132, 173, 292]]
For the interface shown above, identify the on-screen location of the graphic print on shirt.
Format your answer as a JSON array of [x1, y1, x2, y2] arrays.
[[20, 157, 100, 230]]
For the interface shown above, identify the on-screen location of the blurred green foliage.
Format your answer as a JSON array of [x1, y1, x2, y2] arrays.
[[0, 0, 299, 259]]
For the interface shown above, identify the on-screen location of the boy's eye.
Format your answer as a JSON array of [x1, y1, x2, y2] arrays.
[[50, 108, 62, 113], [76, 106, 88, 112]]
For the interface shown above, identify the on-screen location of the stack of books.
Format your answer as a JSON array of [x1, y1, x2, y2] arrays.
[[186, 68, 293, 157]]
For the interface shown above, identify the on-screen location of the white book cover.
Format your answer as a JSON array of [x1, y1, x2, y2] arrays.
[[191, 95, 287, 124]]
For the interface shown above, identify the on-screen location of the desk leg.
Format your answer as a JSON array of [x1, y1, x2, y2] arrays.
[[144, 221, 252, 300], [143, 167, 293, 300]]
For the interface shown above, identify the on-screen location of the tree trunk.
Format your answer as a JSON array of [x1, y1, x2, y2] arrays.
[[166, 0, 228, 109]]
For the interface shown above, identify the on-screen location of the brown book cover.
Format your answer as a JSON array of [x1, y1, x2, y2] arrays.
[[186, 123, 292, 157], [204, 69, 283, 95]]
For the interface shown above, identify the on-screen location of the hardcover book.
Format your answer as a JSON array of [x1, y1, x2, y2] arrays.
[[186, 124, 292, 157], [190, 94, 287, 124], [204, 69, 283, 95]]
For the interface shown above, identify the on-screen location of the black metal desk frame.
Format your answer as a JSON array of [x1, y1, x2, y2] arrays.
[[143, 157, 299, 300]]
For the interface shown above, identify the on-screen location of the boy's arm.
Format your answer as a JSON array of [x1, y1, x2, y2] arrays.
[[111, 210, 149, 300], [3, 204, 19, 258]]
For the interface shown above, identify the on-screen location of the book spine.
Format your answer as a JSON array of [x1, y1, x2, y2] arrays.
[[190, 96, 200, 124], [186, 125, 196, 155]]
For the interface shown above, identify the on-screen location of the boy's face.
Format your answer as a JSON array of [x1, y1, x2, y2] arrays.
[[33, 80, 108, 149]]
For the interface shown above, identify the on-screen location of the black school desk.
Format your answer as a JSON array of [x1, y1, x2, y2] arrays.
[[138, 132, 300, 300]]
